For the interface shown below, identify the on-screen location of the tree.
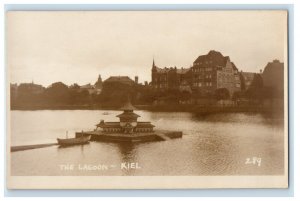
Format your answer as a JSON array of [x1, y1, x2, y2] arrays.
[[99, 82, 134, 107], [245, 74, 264, 101], [44, 82, 70, 105], [69, 83, 80, 90]]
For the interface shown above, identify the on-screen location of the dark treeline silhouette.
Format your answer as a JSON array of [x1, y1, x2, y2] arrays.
[[10, 75, 283, 111]]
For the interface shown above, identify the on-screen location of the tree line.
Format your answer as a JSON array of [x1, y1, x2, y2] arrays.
[[10, 74, 283, 110]]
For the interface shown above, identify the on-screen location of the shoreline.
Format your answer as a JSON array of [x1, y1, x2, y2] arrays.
[[10, 104, 283, 115]]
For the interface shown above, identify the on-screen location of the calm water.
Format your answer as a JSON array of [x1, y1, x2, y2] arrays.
[[10, 110, 285, 176]]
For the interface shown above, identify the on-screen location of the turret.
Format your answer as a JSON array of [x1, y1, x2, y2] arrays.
[[152, 58, 157, 72], [116, 98, 140, 133]]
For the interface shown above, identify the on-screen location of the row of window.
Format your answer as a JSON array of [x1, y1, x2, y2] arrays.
[[154, 77, 167, 81], [134, 128, 153, 132], [217, 83, 241, 88], [192, 67, 213, 72], [194, 75, 212, 80], [102, 127, 154, 133], [194, 61, 213, 65], [217, 77, 233, 83], [217, 72, 232, 77], [103, 128, 122, 133], [193, 82, 213, 87]]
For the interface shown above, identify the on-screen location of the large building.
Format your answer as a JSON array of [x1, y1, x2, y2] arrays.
[[151, 50, 241, 95], [191, 50, 241, 94], [261, 59, 284, 91]]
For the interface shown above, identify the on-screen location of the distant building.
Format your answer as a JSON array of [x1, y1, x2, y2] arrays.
[[79, 75, 103, 94], [79, 83, 96, 94], [10, 83, 18, 92], [17, 82, 45, 94], [151, 59, 192, 91], [103, 76, 135, 86], [151, 50, 241, 95], [10, 83, 19, 100], [262, 59, 284, 91], [240, 72, 256, 90]]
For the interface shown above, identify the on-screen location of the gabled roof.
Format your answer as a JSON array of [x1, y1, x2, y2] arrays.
[[193, 50, 230, 67], [231, 62, 238, 71]]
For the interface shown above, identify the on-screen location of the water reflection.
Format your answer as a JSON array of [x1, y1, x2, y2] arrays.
[[116, 142, 138, 175]]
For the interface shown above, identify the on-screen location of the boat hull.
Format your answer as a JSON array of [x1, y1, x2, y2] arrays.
[[57, 135, 91, 146]]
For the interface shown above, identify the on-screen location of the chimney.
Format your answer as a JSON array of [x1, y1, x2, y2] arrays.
[[135, 76, 138, 84]]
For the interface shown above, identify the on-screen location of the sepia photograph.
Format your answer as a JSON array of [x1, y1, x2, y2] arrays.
[[6, 10, 288, 189]]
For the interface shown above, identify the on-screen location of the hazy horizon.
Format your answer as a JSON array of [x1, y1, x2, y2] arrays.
[[7, 11, 287, 87]]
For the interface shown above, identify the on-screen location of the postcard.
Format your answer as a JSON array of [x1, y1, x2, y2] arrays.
[[6, 10, 288, 189]]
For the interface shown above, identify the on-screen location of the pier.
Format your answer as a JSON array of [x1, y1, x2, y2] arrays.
[[11, 143, 58, 152]]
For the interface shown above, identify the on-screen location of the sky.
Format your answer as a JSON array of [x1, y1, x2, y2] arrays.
[[7, 11, 287, 87]]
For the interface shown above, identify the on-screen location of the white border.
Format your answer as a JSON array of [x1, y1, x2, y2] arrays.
[[1, 0, 298, 200]]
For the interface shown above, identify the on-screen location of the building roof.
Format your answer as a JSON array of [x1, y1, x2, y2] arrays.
[[193, 50, 230, 67], [231, 62, 238, 71], [96, 121, 155, 128], [263, 60, 284, 74], [262, 60, 284, 89], [96, 122, 121, 128], [104, 76, 134, 85], [116, 112, 140, 118], [136, 122, 155, 128]]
